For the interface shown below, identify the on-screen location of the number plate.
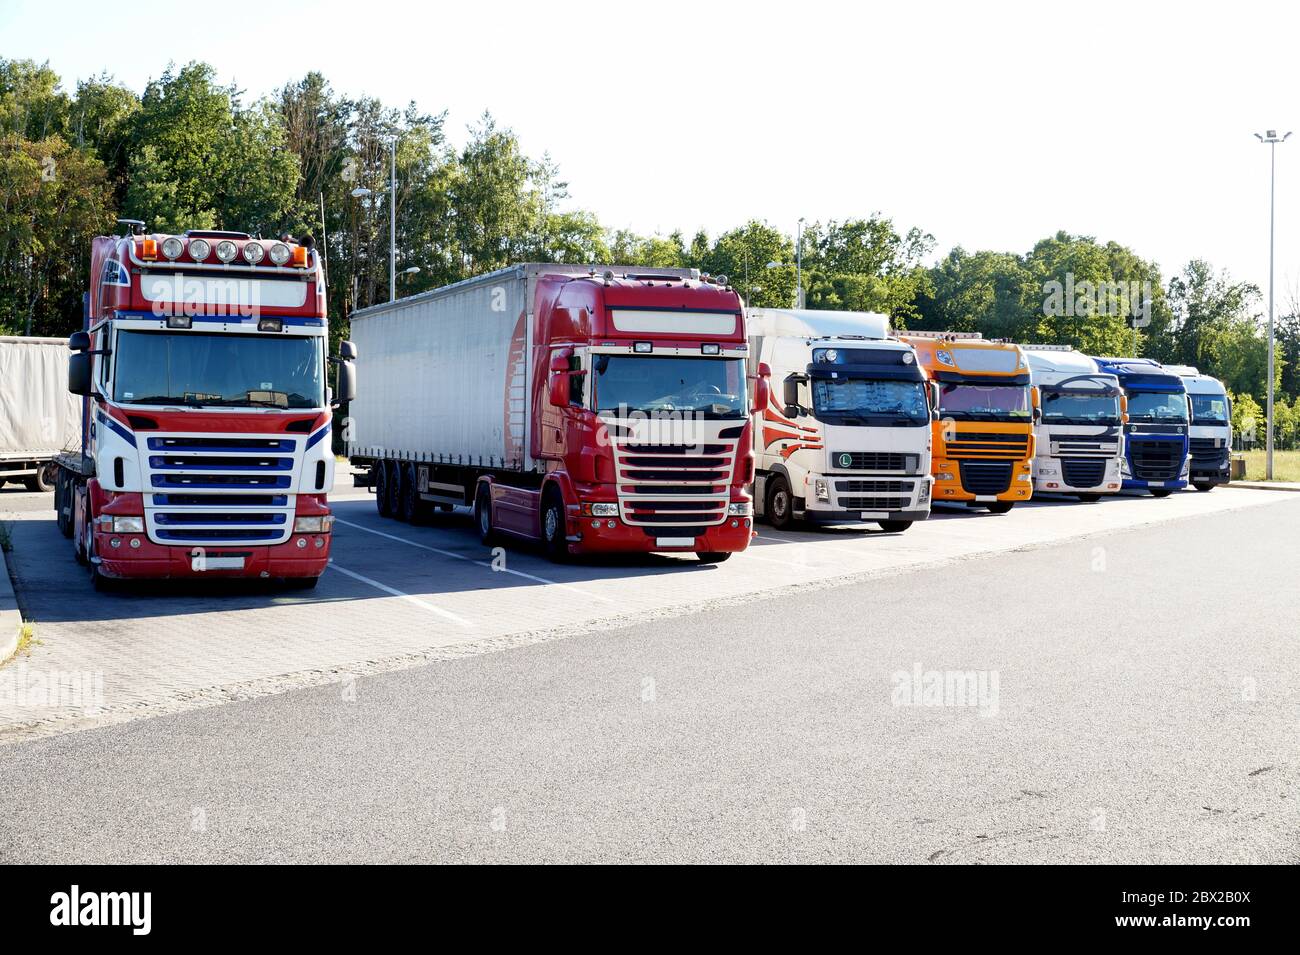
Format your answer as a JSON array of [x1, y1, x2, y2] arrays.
[[655, 537, 695, 548], [195, 556, 246, 571]]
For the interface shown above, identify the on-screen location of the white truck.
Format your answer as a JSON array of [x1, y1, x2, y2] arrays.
[[1022, 345, 1124, 501], [1163, 365, 1232, 491], [0, 336, 81, 492], [747, 308, 932, 532]]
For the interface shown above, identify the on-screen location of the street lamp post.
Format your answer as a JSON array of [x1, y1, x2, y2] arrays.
[[1255, 129, 1291, 480], [795, 217, 805, 309], [351, 137, 399, 302]]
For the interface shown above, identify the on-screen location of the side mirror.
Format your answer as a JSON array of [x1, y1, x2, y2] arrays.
[[929, 381, 941, 420], [69, 330, 91, 352], [1120, 394, 1129, 424], [753, 361, 772, 412], [548, 372, 569, 407], [549, 347, 573, 373], [69, 352, 92, 396], [339, 339, 357, 361], [334, 361, 356, 406], [782, 374, 801, 416]]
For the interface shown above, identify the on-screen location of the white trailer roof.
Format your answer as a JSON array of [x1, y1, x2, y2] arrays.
[[1021, 345, 1102, 377], [746, 308, 890, 341]]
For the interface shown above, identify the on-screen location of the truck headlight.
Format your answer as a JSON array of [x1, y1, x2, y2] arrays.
[[727, 501, 752, 516], [1119, 458, 1130, 475], [918, 481, 931, 504], [935, 471, 955, 482], [1017, 473, 1032, 482], [586, 503, 619, 517], [294, 515, 334, 533], [112, 516, 144, 533], [814, 478, 829, 501]]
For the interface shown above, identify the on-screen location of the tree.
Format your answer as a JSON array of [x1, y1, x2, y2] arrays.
[[802, 216, 935, 324], [702, 221, 793, 307]]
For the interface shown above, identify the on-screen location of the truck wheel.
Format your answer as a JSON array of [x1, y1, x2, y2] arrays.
[[878, 520, 913, 532], [696, 552, 731, 564], [1150, 489, 1173, 498], [765, 477, 796, 530], [1193, 482, 1213, 492], [1076, 493, 1102, 503], [374, 464, 392, 518], [540, 490, 569, 562], [397, 464, 419, 523], [23, 462, 55, 492], [282, 576, 320, 590], [474, 485, 496, 546], [985, 502, 1015, 514]]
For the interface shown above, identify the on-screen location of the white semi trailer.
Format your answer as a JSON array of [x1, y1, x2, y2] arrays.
[[747, 309, 933, 532], [0, 336, 81, 492]]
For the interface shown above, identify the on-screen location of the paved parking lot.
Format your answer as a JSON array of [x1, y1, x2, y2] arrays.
[[0, 479, 1286, 742]]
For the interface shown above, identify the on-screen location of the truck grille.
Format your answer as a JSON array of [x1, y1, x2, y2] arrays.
[[142, 435, 299, 545], [1189, 437, 1228, 467], [959, 461, 1013, 495], [613, 439, 736, 528], [1060, 458, 1106, 488], [830, 452, 918, 472], [1129, 438, 1183, 481], [835, 480, 915, 493], [947, 431, 1029, 460], [840, 497, 909, 510]]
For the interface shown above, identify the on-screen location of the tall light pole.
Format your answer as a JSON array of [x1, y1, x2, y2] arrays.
[[1255, 129, 1291, 480], [351, 137, 398, 302], [795, 217, 806, 309]]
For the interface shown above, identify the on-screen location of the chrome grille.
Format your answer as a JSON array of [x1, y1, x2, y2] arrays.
[[613, 439, 736, 528]]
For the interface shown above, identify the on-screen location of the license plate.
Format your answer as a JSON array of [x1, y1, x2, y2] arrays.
[[194, 556, 246, 571], [860, 512, 887, 520], [974, 495, 996, 502], [655, 537, 695, 548], [1147, 481, 1165, 488]]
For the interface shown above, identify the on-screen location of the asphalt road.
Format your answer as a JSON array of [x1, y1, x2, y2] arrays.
[[2, 494, 1296, 863]]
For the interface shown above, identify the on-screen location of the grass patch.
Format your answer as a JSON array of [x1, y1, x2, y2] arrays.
[[16, 621, 34, 655], [1240, 449, 1300, 482]]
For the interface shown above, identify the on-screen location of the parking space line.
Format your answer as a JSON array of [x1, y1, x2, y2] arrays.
[[327, 560, 472, 627], [333, 518, 615, 604]]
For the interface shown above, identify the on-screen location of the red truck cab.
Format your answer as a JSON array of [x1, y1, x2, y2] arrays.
[[56, 224, 355, 590]]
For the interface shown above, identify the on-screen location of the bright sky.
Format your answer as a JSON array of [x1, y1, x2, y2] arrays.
[[4, 0, 1297, 312]]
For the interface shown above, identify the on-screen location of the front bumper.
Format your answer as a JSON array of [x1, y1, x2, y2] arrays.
[[1032, 456, 1122, 494], [93, 529, 330, 579], [932, 459, 1033, 503], [568, 515, 753, 555], [1121, 478, 1189, 492], [800, 472, 934, 523]]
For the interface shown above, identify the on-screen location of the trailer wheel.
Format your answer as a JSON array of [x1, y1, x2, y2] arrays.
[[540, 489, 569, 562], [877, 520, 913, 533], [695, 552, 731, 564], [474, 485, 496, 545], [1149, 488, 1173, 498], [396, 464, 420, 523], [23, 462, 55, 493], [985, 501, 1015, 514], [765, 476, 796, 530], [55, 469, 73, 538]]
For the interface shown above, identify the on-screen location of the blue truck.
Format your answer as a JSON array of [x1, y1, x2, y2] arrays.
[[1091, 357, 1190, 497]]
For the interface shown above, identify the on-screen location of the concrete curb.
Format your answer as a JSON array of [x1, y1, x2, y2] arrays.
[[1232, 482, 1300, 492], [0, 538, 22, 665]]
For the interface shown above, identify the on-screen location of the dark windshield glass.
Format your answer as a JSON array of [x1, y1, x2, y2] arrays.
[[1190, 393, 1229, 425], [592, 355, 747, 419], [1127, 390, 1188, 422], [114, 331, 324, 408], [1041, 389, 1121, 425], [812, 378, 928, 426], [938, 382, 1030, 421]]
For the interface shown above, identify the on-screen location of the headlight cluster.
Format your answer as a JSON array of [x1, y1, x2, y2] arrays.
[[293, 515, 335, 533], [727, 502, 752, 516], [243, 242, 265, 264], [111, 516, 144, 533], [586, 503, 619, 518]]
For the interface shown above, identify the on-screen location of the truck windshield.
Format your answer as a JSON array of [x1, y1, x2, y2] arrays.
[[592, 355, 747, 419], [1040, 389, 1121, 425], [1190, 393, 1229, 426], [938, 382, 1030, 421], [113, 330, 324, 408], [1126, 390, 1188, 423], [811, 378, 928, 426]]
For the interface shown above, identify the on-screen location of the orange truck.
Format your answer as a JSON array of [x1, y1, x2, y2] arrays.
[[898, 331, 1037, 513]]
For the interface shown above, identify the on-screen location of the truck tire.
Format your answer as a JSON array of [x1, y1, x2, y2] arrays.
[[396, 463, 419, 523], [540, 489, 569, 562], [55, 469, 73, 538], [985, 501, 1015, 514], [1193, 482, 1213, 492], [877, 520, 913, 532], [374, 463, 392, 518], [1150, 488, 1173, 498], [765, 476, 796, 530], [283, 576, 320, 590], [696, 552, 731, 564], [1076, 493, 1102, 503], [23, 462, 55, 493], [474, 485, 496, 546]]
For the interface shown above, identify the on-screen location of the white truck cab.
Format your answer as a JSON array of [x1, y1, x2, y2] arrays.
[[1163, 365, 1232, 491], [1022, 345, 1124, 501], [747, 308, 933, 532]]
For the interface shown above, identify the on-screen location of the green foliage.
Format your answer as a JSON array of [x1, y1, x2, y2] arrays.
[[701, 221, 793, 307]]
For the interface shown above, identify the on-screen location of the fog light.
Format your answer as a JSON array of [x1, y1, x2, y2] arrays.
[[109, 537, 121, 548], [633, 341, 653, 353], [129, 537, 141, 548], [731, 520, 739, 528], [606, 520, 616, 528], [296, 538, 307, 548], [701, 343, 721, 355], [314, 536, 324, 548], [591, 519, 601, 528]]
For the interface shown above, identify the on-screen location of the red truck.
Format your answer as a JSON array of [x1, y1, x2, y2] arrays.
[[348, 264, 764, 562], [55, 221, 355, 590]]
